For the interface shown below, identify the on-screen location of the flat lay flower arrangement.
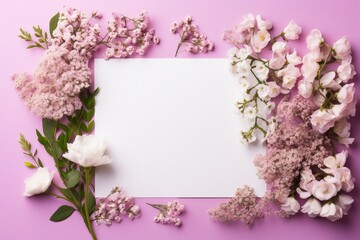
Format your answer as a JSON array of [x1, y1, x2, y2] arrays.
[[11, 7, 356, 240]]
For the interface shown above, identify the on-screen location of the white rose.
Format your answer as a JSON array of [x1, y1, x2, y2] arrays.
[[280, 197, 300, 215], [311, 180, 338, 201], [333, 36, 351, 61], [336, 194, 354, 215], [63, 135, 112, 167], [320, 203, 343, 221], [301, 198, 322, 217], [24, 167, 55, 197], [283, 21, 302, 40]]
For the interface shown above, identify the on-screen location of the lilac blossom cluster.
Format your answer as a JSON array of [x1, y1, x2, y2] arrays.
[[171, 16, 214, 57], [281, 151, 354, 221], [105, 11, 160, 59], [223, 14, 303, 142], [208, 186, 272, 225], [90, 187, 141, 226], [148, 201, 185, 227], [298, 31, 356, 147], [13, 8, 159, 120]]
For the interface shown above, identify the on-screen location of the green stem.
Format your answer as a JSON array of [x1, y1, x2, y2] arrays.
[[84, 168, 97, 240], [174, 41, 182, 57]]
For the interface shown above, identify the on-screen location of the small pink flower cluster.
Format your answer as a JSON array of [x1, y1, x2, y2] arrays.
[[91, 187, 141, 226], [280, 151, 354, 221], [105, 11, 160, 59], [224, 14, 303, 142], [208, 186, 272, 225], [14, 8, 160, 120], [171, 16, 214, 57], [148, 201, 185, 227], [297, 30, 356, 146]]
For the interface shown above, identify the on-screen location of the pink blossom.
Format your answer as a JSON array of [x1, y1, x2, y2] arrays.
[[301, 198, 322, 217], [311, 180, 338, 201], [149, 201, 185, 227], [269, 54, 286, 70], [334, 119, 354, 147], [283, 21, 302, 40], [333, 36, 351, 61], [301, 53, 320, 81], [256, 15, 272, 30], [337, 62, 356, 82], [336, 194, 354, 215], [337, 83, 355, 104], [286, 50, 302, 65], [306, 29, 323, 51], [320, 203, 343, 221], [251, 29, 270, 52], [320, 71, 340, 90], [272, 42, 288, 56], [268, 82, 281, 98], [298, 79, 313, 98], [310, 109, 336, 134], [280, 197, 300, 215]]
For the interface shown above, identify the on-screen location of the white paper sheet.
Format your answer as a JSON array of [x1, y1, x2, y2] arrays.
[[94, 58, 266, 197]]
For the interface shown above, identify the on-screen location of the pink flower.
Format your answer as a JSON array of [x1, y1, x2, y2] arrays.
[[256, 15, 272, 30], [297, 169, 315, 199], [337, 62, 356, 82], [286, 50, 302, 65], [333, 36, 351, 61], [298, 79, 313, 98], [269, 54, 286, 70], [337, 83, 355, 104], [306, 29, 323, 51], [301, 54, 320, 81], [320, 203, 343, 221], [319, 71, 340, 90], [301, 198, 322, 217], [272, 42, 288, 56], [283, 21, 302, 40], [323, 151, 347, 170], [311, 180, 338, 201], [334, 119, 354, 147], [336, 194, 354, 215], [310, 109, 336, 134], [268, 82, 281, 98], [280, 197, 300, 215], [251, 29, 270, 52], [333, 167, 354, 192], [239, 13, 255, 31]]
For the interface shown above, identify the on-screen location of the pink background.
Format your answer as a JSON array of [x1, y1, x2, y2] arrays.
[[1, 0, 360, 239]]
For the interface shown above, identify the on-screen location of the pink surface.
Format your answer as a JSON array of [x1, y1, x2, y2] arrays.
[[1, 0, 360, 239]]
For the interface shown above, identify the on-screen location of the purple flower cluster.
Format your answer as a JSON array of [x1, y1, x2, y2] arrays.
[[105, 11, 160, 59], [148, 200, 185, 227], [91, 187, 141, 226], [171, 16, 214, 57]]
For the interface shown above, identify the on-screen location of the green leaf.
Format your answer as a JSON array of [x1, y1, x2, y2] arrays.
[[24, 161, 36, 168], [42, 118, 57, 140], [87, 121, 94, 132], [66, 170, 80, 188], [86, 190, 96, 214], [19, 134, 31, 152], [36, 130, 49, 147], [37, 158, 44, 168], [49, 205, 75, 222], [49, 12, 60, 38]]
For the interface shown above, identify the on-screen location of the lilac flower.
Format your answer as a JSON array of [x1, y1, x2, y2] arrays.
[[148, 201, 185, 227]]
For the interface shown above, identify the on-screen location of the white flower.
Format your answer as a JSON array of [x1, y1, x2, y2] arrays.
[[256, 84, 270, 98], [336, 194, 354, 215], [320, 71, 340, 90], [320, 203, 343, 221], [333, 167, 354, 192], [337, 61, 356, 82], [280, 197, 300, 215], [267, 82, 280, 98], [286, 50, 302, 66], [311, 180, 338, 201], [301, 198, 322, 217], [63, 135, 112, 167], [254, 61, 269, 81], [283, 21, 302, 40], [244, 106, 257, 120], [337, 83, 355, 104], [310, 109, 336, 134], [314, 89, 327, 107], [236, 61, 250, 78], [24, 167, 55, 197], [256, 15, 272, 30], [266, 102, 276, 114], [298, 79, 313, 98], [333, 36, 351, 61], [334, 119, 354, 147], [251, 29, 271, 52], [306, 29, 323, 51], [282, 76, 297, 89], [239, 79, 250, 93], [297, 169, 315, 199], [236, 45, 252, 60], [239, 13, 255, 31], [272, 42, 288, 56], [323, 151, 347, 170]]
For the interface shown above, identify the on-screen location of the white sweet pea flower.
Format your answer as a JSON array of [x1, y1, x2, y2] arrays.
[[280, 197, 300, 215], [334, 119, 354, 147], [244, 106, 257, 120], [333, 167, 354, 192], [320, 203, 343, 221], [336, 194, 354, 215], [239, 79, 250, 93], [319, 71, 340, 90], [323, 151, 347, 170], [236, 45, 252, 60], [311, 180, 338, 201], [313, 89, 327, 107], [333, 36, 351, 61], [296, 169, 315, 199], [301, 53, 320, 81], [283, 21, 302, 40], [306, 29, 323, 51], [337, 83, 355, 104], [298, 79, 313, 98], [24, 167, 55, 197], [337, 61, 356, 82], [272, 42, 288, 56], [63, 135, 112, 167], [256, 15, 272, 30], [301, 198, 322, 217], [239, 13, 255, 31], [267, 82, 281, 98], [286, 49, 302, 66], [236, 61, 250, 78], [310, 109, 336, 134], [251, 29, 271, 52], [256, 84, 270, 98]]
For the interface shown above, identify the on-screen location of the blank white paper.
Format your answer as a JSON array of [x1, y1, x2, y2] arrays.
[[94, 58, 266, 197]]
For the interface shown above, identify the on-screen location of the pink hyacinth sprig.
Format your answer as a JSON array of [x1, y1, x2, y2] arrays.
[[147, 200, 185, 227], [223, 14, 303, 143], [298, 30, 356, 147], [91, 187, 141, 226], [171, 16, 214, 57]]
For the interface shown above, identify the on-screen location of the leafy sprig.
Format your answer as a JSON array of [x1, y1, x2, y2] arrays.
[[18, 26, 49, 49], [19, 134, 43, 168]]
